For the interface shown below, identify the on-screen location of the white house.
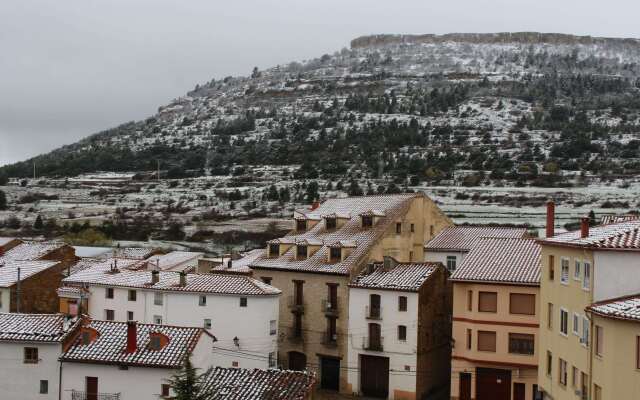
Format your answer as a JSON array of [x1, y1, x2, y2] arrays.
[[147, 251, 205, 272], [60, 261, 281, 369], [346, 259, 451, 400], [424, 226, 527, 271], [0, 313, 80, 400], [59, 319, 215, 400]]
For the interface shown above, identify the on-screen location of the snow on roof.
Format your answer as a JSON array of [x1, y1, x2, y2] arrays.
[[209, 249, 263, 274], [540, 220, 640, 250], [147, 251, 205, 272], [60, 320, 207, 368], [251, 194, 419, 275], [65, 258, 148, 277], [63, 264, 280, 296], [350, 262, 441, 292], [0, 237, 20, 248], [0, 313, 80, 343], [451, 238, 541, 285], [109, 247, 159, 260], [72, 246, 111, 258], [587, 295, 640, 322], [0, 260, 61, 287], [200, 367, 315, 400], [425, 226, 528, 252], [0, 241, 68, 262], [599, 214, 640, 225]]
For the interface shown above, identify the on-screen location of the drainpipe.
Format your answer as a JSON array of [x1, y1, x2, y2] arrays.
[[58, 359, 63, 400]]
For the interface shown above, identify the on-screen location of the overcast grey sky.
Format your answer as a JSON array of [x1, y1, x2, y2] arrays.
[[1, 0, 638, 166]]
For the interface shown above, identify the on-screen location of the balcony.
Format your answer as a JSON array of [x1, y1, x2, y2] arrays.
[[365, 306, 382, 320], [71, 391, 121, 400], [287, 296, 304, 313], [362, 336, 384, 351], [322, 332, 339, 347], [288, 327, 305, 343], [321, 299, 339, 316]]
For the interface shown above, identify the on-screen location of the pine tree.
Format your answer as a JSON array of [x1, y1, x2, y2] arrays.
[[33, 215, 43, 230], [166, 357, 213, 400], [0, 190, 6, 211]]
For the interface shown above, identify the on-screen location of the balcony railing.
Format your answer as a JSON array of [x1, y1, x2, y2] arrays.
[[362, 336, 384, 351], [322, 299, 339, 316], [365, 306, 382, 320], [287, 295, 304, 313], [71, 390, 121, 400], [322, 332, 339, 347]]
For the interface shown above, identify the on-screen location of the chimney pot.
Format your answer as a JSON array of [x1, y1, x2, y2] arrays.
[[581, 217, 590, 239], [151, 270, 159, 284], [126, 320, 137, 354], [546, 200, 555, 238], [179, 271, 187, 287]]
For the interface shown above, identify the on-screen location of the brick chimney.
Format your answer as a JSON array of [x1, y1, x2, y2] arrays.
[[151, 270, 159, 285], [311, 200, 320, 211], [126, 321, 137, 354], [179, 271, 187, 287], [546, 200, 555, 238], [580, 217, 590, 239]]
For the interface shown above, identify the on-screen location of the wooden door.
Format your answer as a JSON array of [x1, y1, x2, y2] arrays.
[[459, 372, 472, 400], [85, 377, 98, 400], [288, 351, 306, 371], [514, 382, 526, 400], [476, 368, 511, 400], [320, 357, 340, 391], [368, 323, 381, 350], [360, 355, 389, 398]]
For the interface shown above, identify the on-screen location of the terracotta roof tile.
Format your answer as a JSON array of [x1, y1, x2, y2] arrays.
[[425, 226, 528, 252], [0, 241, 67, 262], [350, 262, 441, 292], [0, 260, 60, 287], [451, 238, 541, 285], [540, 220, 640, 250], [147, 251, 205, 272], [0, 313, 79, 343], [200, 367, 315, 399], [587, 295, 640, 322]]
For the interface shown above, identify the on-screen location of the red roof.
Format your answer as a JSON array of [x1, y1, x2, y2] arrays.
[[200, 367, 315, 399], [451, 238, 541, 285], [350, 262, 441, 292], [425, 226, 528, 252], [540, 220, 640, 251], [587, 295, 640, 322], [0, 313, 80, 343]]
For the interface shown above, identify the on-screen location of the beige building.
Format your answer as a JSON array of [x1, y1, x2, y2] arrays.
[[449, 237, 541, 400], [537, 204, 640, 400], [249, 193, 452, 394]]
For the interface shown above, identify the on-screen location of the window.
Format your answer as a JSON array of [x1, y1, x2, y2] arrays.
[[261, 277, 272, 285], [446, 256, 457, 271], [154, 292, 163, 306], [547, 303, 553, 329], [199, 295, 207, 306], [583, 262, 591, 290], [240, 297, 248, 307], [595, 325, 603, 357], [559, 358, 567, 386], [325, 217, 337, 230], [546, 351, 553, 376], [296, 219, 307, 231], [296, 245, 307, 259], [269, 244, 280, 257], [270, 320, 277, 335], [329, 247, 341, 262], [548, 255, 555, 281], [327, 284, 338, 310], [161, 384, 170, 397], [398, 296, 407, 312], [594, 384, 602, 400], [560, 258, 569, 284], [105, 309, 115, 321], [574, 260, 582, 280], [466, 329, 472, 350], [572, 366, 579, 388], [410, 223, 415, 233], [127, 311, 134, 321], [636, 336, 640, 369], [398, 325, 407, 341], [105, 287, 114, 299], [467, 290, 473, 311], [268, 352, 277, 368], [396, 223, 402, 234], [293, 280, 304, 305], [560, 309, 569, 336], [510, 293, 536, 315], [128, 290, 137, 301], [24, 347, 38, 363], [478, 292, 497, 313], [409, 251, 413, 261], [477, 331, 496, 352], [150, 335, 161, 350], [582, 316, 590, 346], [509, 333, 535, 355], [573, 313, 580, 335], [429, 225, 434, 236], [39, 380, 48, 394], [581, 373, 588, 400], [204, 319, 212, 329], [154, 315, 163, 324], [368, 294, 381, 318], [362, 215, 373, 228], [81, 331, 92, 345]]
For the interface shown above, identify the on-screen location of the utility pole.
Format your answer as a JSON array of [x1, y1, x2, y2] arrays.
[[16, 267, 21, 313]]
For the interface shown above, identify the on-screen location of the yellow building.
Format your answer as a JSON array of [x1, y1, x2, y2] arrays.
[[248, 193, 452, 395], [586, 295, 640, 400], [448, 237, 541, 400], [537, 206, 640, 400]]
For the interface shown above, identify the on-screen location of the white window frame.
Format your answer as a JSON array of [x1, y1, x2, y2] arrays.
[[560, 308, 569, 336], [581, 316, 590, 347], [268, 352, 277, 368], [583, 262, 591, 290], [204, 319, 212, 329], [560, 258, 570, 284], [154, 292, 163, 306], [446, 255, 457, 271], [199, 295, 207, 306], [269, 320, 277, 336], [574, 260, 582, 281], [153, 315, 163, 324], [572, 312, 580, 336]]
